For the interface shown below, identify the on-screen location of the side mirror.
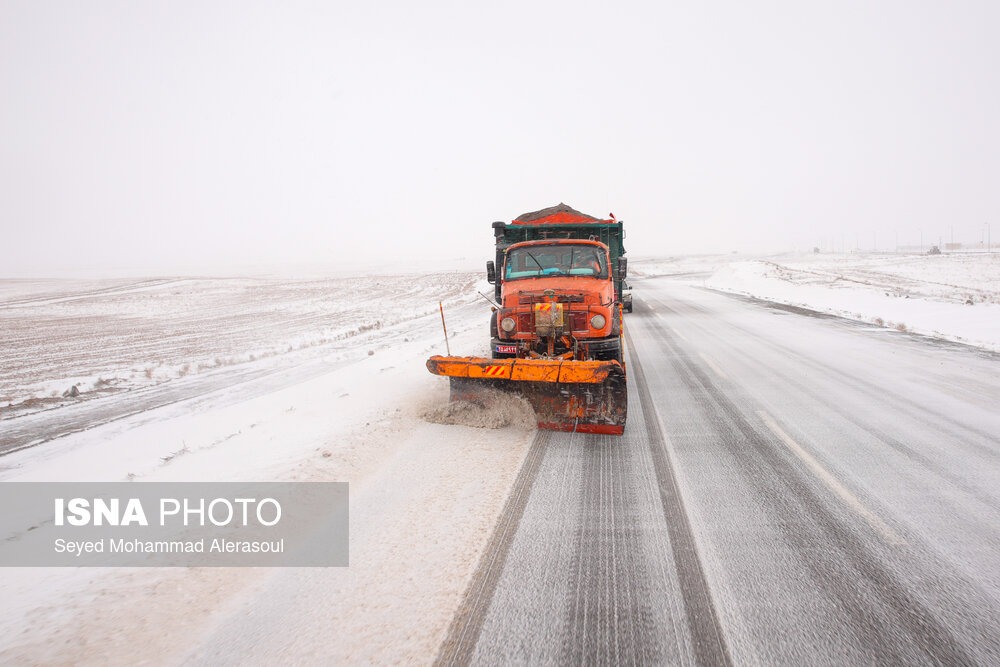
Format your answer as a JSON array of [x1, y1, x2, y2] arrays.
[[486, 260, 496, 284], [617, 258, 627, 280]]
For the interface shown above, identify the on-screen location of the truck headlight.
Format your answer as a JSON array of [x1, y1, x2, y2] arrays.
[[501, 316, 517, 332], [590, 314, 606, 329]]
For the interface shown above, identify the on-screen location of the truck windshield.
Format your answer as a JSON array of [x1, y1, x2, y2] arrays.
[[504, 245, 608, 280]]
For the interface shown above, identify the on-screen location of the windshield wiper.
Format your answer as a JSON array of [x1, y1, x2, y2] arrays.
[[525, 252, 544, 272]]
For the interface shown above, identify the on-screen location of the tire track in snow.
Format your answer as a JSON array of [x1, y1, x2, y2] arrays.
[[641, 298, 978, 665], [435, 429, 549, 666], [626, 326, 733, 667], [437, 330, 732, 665]]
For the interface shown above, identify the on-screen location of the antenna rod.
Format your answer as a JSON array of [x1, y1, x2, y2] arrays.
[[478, 291, 500, 308]]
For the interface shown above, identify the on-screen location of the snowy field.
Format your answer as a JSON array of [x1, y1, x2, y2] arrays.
[[0, 273, 481, 420], [0, 252, 997, 663], [633, 251, 1000, 351]]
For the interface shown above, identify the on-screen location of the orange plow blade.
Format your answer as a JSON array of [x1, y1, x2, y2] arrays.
[[426, 356, 627, 435]]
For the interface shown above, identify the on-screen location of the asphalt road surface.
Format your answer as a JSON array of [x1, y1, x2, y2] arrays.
[[438, 279, 1000, 665]]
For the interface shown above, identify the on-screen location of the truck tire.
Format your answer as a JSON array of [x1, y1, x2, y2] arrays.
[[490, 312, 504, 359], [604, 337, 624, 364], [591, 336, 624, 364]]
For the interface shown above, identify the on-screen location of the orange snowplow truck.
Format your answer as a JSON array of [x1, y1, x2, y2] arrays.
[[427, 203, 628, 435]]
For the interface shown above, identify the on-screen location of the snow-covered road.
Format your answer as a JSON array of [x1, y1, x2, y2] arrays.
[[442, 278, 1000, 665]]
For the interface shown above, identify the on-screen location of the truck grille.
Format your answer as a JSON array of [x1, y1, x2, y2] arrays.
[[518, 293, 585, 305], [568, 311, 589, 332], [517, 309, 589, 333]]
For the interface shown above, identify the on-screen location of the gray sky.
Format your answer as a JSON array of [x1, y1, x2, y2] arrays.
[[2, 1, 998, 276]]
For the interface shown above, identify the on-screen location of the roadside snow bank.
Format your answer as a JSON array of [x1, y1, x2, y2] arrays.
[[704, 255, 1000, 351], [422, 389, 537, 430]]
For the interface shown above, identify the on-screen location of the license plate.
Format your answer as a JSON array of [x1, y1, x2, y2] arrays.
[[495, 344, 517, 354]]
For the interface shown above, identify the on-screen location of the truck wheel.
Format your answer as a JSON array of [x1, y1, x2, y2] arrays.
[[608, 337, 624, 364], [594, 337, 624, 364]]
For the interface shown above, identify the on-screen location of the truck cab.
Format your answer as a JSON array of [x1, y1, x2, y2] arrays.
[[488, 237, 623, 363]]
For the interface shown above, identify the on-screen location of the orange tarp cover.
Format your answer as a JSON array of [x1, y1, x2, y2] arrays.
[[512, 203, 613, 226]]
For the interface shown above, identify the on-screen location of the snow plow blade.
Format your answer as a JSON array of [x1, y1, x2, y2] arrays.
[[426, 356, 627, 435]]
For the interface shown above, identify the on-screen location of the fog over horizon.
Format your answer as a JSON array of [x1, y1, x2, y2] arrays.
[[2, 1, 998, 277]]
